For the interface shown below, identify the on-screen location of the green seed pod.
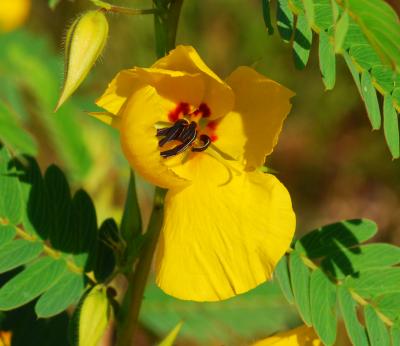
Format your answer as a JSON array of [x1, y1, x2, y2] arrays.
[[77, 285, 112, 346], [56, 10, 108, 111]]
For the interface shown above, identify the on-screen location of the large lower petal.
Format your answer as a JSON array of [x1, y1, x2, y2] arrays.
[[153, 46, 234, 118], [222, 66, 294, 170], [155, 166, 295, 301]]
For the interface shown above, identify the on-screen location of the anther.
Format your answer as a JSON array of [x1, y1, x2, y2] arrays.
[[160, 129, 198, 158], [158, 119, 188, 146], [156, 119, 188, 137], [192, 134, 211, 152]]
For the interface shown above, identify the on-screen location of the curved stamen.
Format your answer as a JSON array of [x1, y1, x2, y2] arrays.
[[157, 119, 188, 137], [161, 129, 198, 158], [177, 121, 197, 142], [158, 120, 187, 147], [192, 134, 211, 152]]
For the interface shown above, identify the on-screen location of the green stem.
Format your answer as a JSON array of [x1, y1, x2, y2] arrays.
[[116, 2, 184, 344], [91, 0, 160, 15], [117, 188, 166, 346]]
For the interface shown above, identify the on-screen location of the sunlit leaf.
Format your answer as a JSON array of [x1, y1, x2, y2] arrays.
[[364, 304, 391, 346], [337, 286, 369, 346], [310, 269, 336, 345], [383, 95, 400, 159], [289, 251, 311, 325]]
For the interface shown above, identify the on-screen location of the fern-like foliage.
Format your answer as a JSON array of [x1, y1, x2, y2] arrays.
[[0, 145, 116, 319], [263, 0, 400, 158], [275, 219, 400, 345]]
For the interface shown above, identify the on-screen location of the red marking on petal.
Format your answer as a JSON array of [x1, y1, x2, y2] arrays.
[[207, 120, 218, 131], [210, 134, 218, 142], [198, 103, 211, 117], [180, 102, 190, 115], [168, 102, 190, 122]]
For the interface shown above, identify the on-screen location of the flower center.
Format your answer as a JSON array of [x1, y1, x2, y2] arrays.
[[156, 102, 216, 158], [157, 119, 211, 158]]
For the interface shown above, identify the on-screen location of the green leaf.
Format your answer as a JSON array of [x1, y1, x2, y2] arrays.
[[346, 0, 400, 73], [337, 286, 369, 346], [35, 273, 85, 318], [141, 282, 298, 344], [345, 268, 400, 298], [374, 293, 400, 320], [0, 240, 43, 274], [262, 0, 274, 34], [309, 269, 336, 345], [292, 13, 313, 69], [274, 255, 294, 304], [296, 219, 377, 258], [319, 30, 336, 90], [364, 304, 391, 346], [302, 0, 314, 28], [0, 101, 37, 156], [383, 95, 400, 159], [322, 243, 400, 279], [361, 71, 381, 129], [0, 224, 16, 245], [391, 324, 400, 346], [93, 218, 117, 283], [343, 52, 362, 94], [334, 11, 349, 53], [350, 43, 382, 70], [372, 65, 396, 94], [289, 251, 311, 325], [277, 0, 294, 43], [0, 257, 67, 310], [313, 0, 335, 31], [0, 145, 23, 225]]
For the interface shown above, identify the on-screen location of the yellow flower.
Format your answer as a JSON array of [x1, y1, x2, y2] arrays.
[[252, 325, 322, 346], [96, 46, 296, 301], [0, 0, 30, 33]]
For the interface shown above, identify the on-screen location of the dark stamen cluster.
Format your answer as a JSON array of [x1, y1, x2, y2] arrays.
[[157, 119, 211, 158]]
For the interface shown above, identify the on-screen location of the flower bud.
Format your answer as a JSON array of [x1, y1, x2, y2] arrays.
[[77, 285, 112, 346], [56, 10, 108, 111], [0, 0, 31, 33]]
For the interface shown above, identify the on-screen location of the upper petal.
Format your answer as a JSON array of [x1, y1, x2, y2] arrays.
[[221, 66, 294, 170], [95, 68, 204, 116], [155, 168, 295, 301], [153, 46, 234, 118]]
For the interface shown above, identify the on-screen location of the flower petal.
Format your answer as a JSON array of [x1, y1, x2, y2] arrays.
[[96, 68, 204, 117], [120, 85, 190, 189], [96, 69, 144, 116], [252, 325, 322, 346], [155, 163, 295, 301], [223, 66, 294, 170], [153, 46, 234, 118]]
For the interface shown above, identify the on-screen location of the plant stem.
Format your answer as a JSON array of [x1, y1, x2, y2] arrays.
[[117, 188, 166, 346], [91, 0, 160, 15], [116, 2, 184, 344]]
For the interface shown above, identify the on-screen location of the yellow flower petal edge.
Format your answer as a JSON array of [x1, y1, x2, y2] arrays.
[[96, 45, 296, 301], [224, 66, 295, 170], [252, 325, 322, 346], [155, 155, 295, 301]]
